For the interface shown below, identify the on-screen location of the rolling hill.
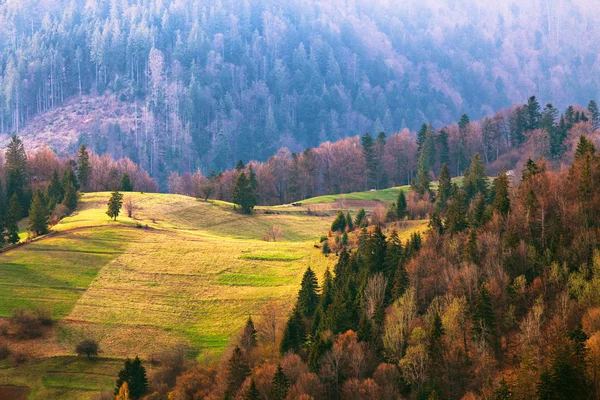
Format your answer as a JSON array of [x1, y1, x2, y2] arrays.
[[0, 191, 427, 399]]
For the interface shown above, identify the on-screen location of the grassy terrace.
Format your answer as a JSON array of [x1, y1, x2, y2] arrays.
[[0, 190, 428, 399]]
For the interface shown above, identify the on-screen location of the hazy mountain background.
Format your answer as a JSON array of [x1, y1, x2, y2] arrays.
[[0, 0, 599, 184]]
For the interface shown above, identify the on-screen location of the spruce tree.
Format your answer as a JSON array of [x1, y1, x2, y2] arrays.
[[280, 307, 306, 354], [120, 173, 133, 191], [331, 210, 347, 232], [445, 189, 468, 235], [589, 100, 600, 130], [106, 191, 124, 220], [437, 129, 450, 168], [492, 169, 510, 217], [473, 283, 495, 344], [345, 212, 354, 231], [574, 135, 596, 160], [62, 182, 79, 212], [521, 158, 540, 182], [233, 171, 257, 214], [297, 267, 320, 318], [396, 189, 407, 219], [46, 170, 64, 209], [5, 135, 28, 213], [435, 163, 451, 212], [272, 365, 289, 400], [361, 133, 379, 190], [355, 208, 367, 228], [115, 357, 148, 400], [525, 96, 541, 131], [28, 191, 49, 236], [463, 153, 488, 201], [77, 144, 91, 191], [6, 194, 21, 244], [225, 346, 251, 400], [416, 123, 428, 154], [240, 317, 257, 353], [244, 379, 260, 400]]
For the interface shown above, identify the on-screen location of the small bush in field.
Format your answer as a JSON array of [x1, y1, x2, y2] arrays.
[[76, 338, 100, 359]]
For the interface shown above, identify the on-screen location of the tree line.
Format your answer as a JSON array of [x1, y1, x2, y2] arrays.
[[169, 98, 600, 206]]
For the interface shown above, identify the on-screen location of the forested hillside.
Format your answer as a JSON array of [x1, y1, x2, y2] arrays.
[[1, 0, 599, 183]]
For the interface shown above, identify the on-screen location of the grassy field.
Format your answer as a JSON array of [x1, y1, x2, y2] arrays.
[[0, 191, 428, 399]]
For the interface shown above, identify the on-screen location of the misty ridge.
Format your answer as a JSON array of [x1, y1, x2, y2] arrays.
[[0, 0, 598, 185]]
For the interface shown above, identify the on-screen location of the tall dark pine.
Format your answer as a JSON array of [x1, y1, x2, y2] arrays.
[[233, 171, 257, 214], [435, 163, 451, 212], [589, 100, 600, 130], [525, 96, 541, 131], [5, 135, 28, 213], [493, 169, 510, 217], [114, 357, 148, 400], [280, 307, 306, 354], [396, 189, 407, 219], [361, 133, 379, 190], [62, 182, 79, 212], [272, 365, 289, 400], [240, 317, 257, 353], [473, 284, 495, 344], [463, 153, 488, 201], [297, 267, 320, 318], [120, 173, 133, 191], [28, 191, 49, 236], [437, 128, 450, 169], [224, 346, 251, 400], [6, 194, 21, 244], [106, 191, 124, 220], [77, 144, 91, 191], [46, 170, 64, 210]]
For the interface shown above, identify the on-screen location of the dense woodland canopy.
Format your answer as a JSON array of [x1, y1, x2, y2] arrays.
[[1, 0, 600, 184]]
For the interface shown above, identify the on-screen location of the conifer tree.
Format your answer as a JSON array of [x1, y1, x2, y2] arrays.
[[77, 144, 91, 191], [107, 191, 124, 220], [331, 210, 347, 232], [114, 357, 148, 400], [244, 379, 260, 400], [120, 173, 133, 191], [473, 284, 495, 344], [28, 191, 49, 236], [445, 189, 468, 235], [466, 229, 479, 264], [435, 163, 451, 212], [589, 100, 600, 130], [233, 171, 257, 214], [416, 123, 428, 155], [525, 96, 541, 131], [396, 189, 407, 219], [297, 267, 320, 318], [463, 153, 488, 201], [224, 346, 251, 400], [437, 129, 450, 168], [355, 208, 367, 228], [272, 365, 289, 400], [62, 182, 79, 212], [280, 307, 306, 354], [470, 194, 487, 228], [345, 212, 354, 231], [236, 160, 246, 171], [5, 135, 28, 212], [521, 158, 540, 182], [6, 194, 21, 244], [240, 317, 257, 353], [46, 170, 64, 209], [574, 135, 596, 160], [361, 133, 379, 190], [492, 169, 510, 217]]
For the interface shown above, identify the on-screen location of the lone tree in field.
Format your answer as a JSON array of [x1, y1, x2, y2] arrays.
[[76, 338, 99, 359], [115, 357, 148, 400], [28, 191, 49, 236], [233, 171, 257, 214], [107, 191, 124, 220]]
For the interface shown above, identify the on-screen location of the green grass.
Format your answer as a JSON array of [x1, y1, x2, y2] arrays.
[[0, 191, 429, 399], [300, 185, 409, 205]]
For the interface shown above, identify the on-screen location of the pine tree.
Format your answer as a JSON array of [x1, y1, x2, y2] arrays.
[[62, 163, 80, 191], [589, 100, 600, 130], [244, 379, 260, 400], [62, 182, 79, 212], [396, 190, 407, 219], [574, 135, 596, 160], [46, 170, 64, 210], [115, 357, 148, 400], [362, 133, 379, 190], [297, 267, 320, 318], [77, 144, 91, 191], [5, 135, 28, 213], [120, 173, 133, 191], [470, 193, 487, 228], [437, 129, 450, 168], [445, 189, 468, 235], [28, 191, 49, 236], [236, 160, 246, 171], [466, 229, 479, 264], [463, 153, 488, 201], [331, 210, 347, 232], [6, 194, 21, 244], [280, 307, 306, 354], [525, 96, 541, 131], [416, 123, 428, 155], [224, 346, 251, 400], [355, 208, 367, 228], [345, 212, 354, 231], [493, 169, 510, 217], [240, 317, 257, 353], [473, 283, 495, 344], [510, 106, 527, 146], [272, 365, 289, 400], [233, 171, 257, 214], [435, 163, 451, 212], [429, 313, 445, 355], [521, 158, 540, 182], [106, 191, 124, 220]]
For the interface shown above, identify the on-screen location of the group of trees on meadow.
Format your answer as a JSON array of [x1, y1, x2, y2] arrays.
[[133, 134, 600, 399], [0, 136, 157, 245], [169, 98, 600, 207], [2, 0, 600, 182]]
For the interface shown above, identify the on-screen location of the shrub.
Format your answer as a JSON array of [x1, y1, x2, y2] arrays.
[[76, 338, 99, 359], [35, 307, 53, 326], [0, 341, 10, 360], [10, 308, 43, 339]]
